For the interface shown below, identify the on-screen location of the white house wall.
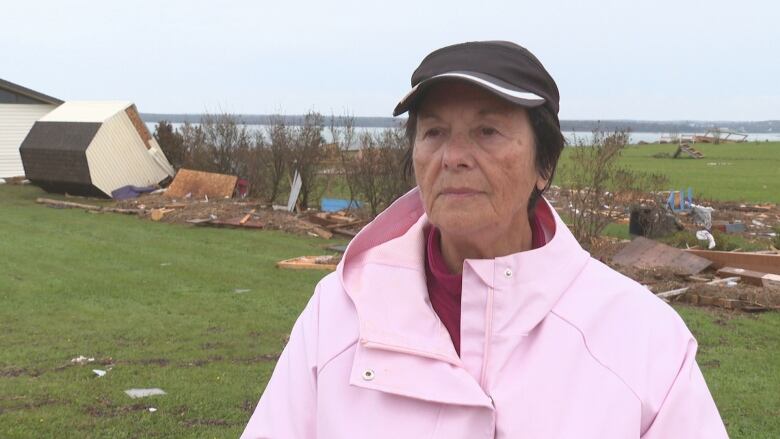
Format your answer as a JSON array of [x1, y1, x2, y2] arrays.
[[85, 111, 172, 196], [0, 103, 56, 178]]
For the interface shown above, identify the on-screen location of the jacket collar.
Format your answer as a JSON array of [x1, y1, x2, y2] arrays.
[[337, 187, 590, 403]]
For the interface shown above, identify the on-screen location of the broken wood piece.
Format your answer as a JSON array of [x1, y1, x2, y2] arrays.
[[208, 216, 264, 229], [655, 276, 740, 300], [276, 256, 338, 271], [324, 219, 366, 230], [763, 274, 780, 292], [36, 197, 101, 211], [685, 249, 780, 275], [239, 209, 256, 225], [332, 228, 358, 238], [716, 267, 768, 286], [150, 208, 174, 222], [612, 237, 712, 275], [656, 287, 690, 299], [309, 226, 333, 239]]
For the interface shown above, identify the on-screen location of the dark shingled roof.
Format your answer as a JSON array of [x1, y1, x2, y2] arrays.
[[19, 121, 102, 193], [0, 78, 63, 105]]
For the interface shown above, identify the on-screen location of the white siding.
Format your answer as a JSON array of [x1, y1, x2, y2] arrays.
[[85, 111, 172, 196], [40, 101, 131, 123], [0, 103, 57, 178]]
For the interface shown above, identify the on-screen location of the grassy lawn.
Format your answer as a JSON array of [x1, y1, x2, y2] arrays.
[[557, 141, 780, 204], [1, 184, 779, 437]]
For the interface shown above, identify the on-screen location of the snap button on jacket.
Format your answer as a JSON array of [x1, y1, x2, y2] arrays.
[[241, 188, 728, 439]]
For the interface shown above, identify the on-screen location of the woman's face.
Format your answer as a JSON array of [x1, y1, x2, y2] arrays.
[[412, 80, 547, 240]]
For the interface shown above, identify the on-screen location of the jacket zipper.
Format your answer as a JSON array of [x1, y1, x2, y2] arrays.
[[479, 285, 495, 389]]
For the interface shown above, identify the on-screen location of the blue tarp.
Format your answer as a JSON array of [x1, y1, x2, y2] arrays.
[[111, 185, 157, 200], [320, 198, 362, 212]]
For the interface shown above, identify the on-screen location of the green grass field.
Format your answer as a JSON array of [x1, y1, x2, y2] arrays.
[[1, 184, 779, 438], [557, 141, 780, 204]]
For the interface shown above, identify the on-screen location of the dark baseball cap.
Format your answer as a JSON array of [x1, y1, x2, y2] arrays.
[[393, 41, 560, 118]]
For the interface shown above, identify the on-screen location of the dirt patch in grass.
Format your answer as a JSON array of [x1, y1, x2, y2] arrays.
[[180, 418, 233, 428], [85, 398, 149, 418]]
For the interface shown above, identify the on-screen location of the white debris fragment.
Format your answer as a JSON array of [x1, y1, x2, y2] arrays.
[[92, 369, 107, 377], [148, 407, 158, 413], [70, 355, 95, 365], [125, 388, 167, 399]]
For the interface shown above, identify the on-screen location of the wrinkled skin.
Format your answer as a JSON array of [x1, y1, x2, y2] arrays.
[[412, 80, 547, 273]]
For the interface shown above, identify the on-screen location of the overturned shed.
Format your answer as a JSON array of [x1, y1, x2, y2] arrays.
[[0, 78, 62, 179], [19, 101, 174, 197]]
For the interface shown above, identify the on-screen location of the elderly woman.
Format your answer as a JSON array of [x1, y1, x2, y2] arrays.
[[242, 41, 727, 438]]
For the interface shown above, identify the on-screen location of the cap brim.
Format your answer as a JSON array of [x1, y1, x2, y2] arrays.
[[393, 71, 546, 116]]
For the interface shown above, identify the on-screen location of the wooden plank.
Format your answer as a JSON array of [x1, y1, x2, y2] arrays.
[[165, 169, 237, 199], [36, 197, 101, 211], [276, 256, 337, 271], [612, 237, 712, 275], [716, 267, 767, 286], [763, 274, 780, 292], [685, 249, 780, 275]]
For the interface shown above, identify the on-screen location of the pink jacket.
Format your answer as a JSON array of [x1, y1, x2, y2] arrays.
[[242, 188, 728, 438]]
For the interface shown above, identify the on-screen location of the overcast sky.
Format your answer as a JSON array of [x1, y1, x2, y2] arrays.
[[3, 0, 778, 120]]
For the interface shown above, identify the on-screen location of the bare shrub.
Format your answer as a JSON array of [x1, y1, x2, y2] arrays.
[[264, 116, 292, 203], [286, 112, 326, 209], [561, 128, 668, 248], [349, 127, 415, 216], [329, 114, 357, 206]]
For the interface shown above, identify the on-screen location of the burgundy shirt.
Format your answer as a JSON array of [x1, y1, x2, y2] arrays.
[[424, 215, 547, 355]]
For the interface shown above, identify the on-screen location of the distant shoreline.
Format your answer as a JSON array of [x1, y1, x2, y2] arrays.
[[140, 113, 779, 134]]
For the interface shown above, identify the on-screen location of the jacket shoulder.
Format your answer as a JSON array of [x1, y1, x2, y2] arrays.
[[551, 258, 694, 402], [311, 272, 360, 371]]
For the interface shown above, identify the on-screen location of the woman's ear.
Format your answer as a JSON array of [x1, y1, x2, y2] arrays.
[[535, 175, 549, 192]]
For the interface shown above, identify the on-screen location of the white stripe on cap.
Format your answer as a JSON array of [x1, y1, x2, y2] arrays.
[[431, 72, 545, 102]]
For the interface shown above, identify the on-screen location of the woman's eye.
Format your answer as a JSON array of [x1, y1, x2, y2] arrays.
[[480, 127, 499, 136], [423, 128, 443, 138]]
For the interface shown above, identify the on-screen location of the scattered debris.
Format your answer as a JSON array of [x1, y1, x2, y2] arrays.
[[70, 355, 95, 365], [276, 255, 341, 271], [696, 230, 717, 249], [612, 236, 712, 275], [286, 170, 303, 212], [233, 289, 251, 294], [321, 198, 362, 212], [673, 143, 704, 159], [149, 407, 158, 413], [111, 185, 157, 200], [711, 220, 746, 234], [165, 169, 238, 199], [124, 388, 167, 399], [37, 197, 142, 215], [92, 369, 107, 377], [685, 249, 780, 275]]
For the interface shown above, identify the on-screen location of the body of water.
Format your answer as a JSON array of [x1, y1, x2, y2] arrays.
[[145, 123, 780, 147]]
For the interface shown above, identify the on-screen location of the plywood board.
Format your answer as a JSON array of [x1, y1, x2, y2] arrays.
[[685, 249, 780, 275], [165, 169, 237, 199], [612, 237, 712, 275]]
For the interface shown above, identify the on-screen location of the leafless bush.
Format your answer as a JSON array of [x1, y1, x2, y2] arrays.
[[349, 127, 415, 216], [561, 128, 668, 248], [286, 112, 326, 209], [329, 113, 357, 206], [264, 116, 292, 203], [199, 113, 253, 176]]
